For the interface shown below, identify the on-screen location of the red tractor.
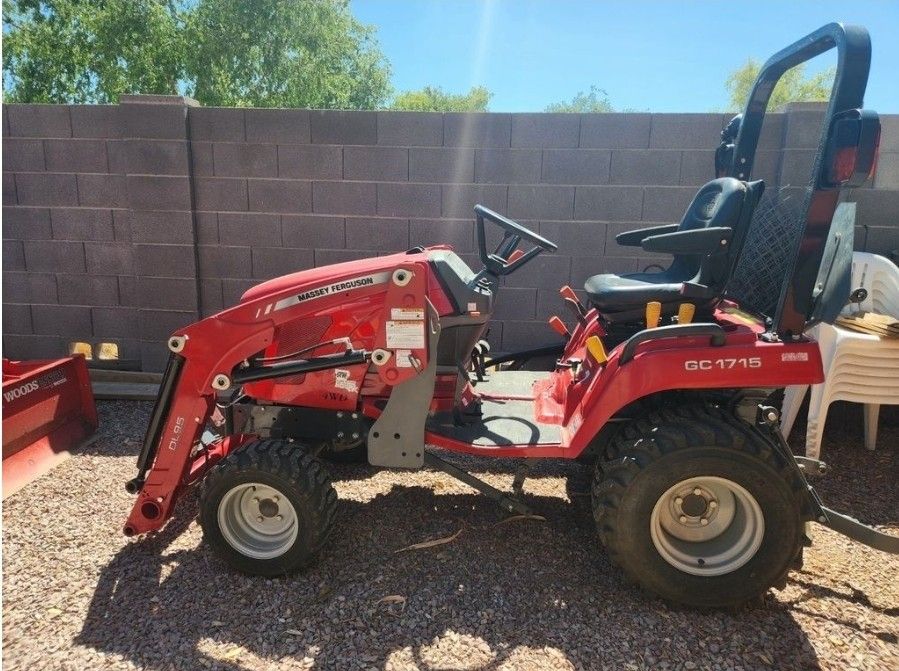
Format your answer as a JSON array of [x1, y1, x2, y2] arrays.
[[123, 24, 896, 608]]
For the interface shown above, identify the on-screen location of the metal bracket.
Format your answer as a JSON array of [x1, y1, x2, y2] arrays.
[[819, 507, 899, 554], [424, 452, 533, 516], [757, 404, 899, 555], [757, 405, 826, 519], [367, 300, 440, 469], [512, 458, 538, 496], [794, 455, 828, 476]]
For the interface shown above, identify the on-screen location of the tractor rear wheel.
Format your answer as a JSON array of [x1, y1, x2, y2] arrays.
[[592, 404, 804, 608], [199, 439, 337, 576]]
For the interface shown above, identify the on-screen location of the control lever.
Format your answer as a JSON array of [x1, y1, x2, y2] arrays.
[[506, 249, 525, 264], [559, 285, 587, 323]]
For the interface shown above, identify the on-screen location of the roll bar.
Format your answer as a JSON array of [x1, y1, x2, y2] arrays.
[[726, 23, 877, 338], [730, 23, 871, 182]]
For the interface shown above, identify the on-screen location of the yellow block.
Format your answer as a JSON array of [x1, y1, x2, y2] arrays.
[[585, 335, 608, 364], [678, 303, 695, 324], [97, 342, 120, 360], [645, 301, 662, 329], [69, 341, 93, 359]]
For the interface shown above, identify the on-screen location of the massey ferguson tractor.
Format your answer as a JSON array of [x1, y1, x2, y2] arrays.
[[123, 24, 897, 608]]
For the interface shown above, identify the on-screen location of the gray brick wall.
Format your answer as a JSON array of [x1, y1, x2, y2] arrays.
[[3, 98, 898, 371]]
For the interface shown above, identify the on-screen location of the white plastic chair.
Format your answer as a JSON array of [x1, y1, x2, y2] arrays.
[[780, 252, 899, 459]]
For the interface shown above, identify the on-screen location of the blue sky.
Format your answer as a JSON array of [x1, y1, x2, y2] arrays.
[[352, 0, 899, 113]]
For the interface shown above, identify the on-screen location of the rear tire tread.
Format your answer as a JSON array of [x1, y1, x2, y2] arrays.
[[591, 403, 804, 608]]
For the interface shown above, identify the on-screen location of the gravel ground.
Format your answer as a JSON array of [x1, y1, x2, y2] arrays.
[[2, 400, 898, 671]]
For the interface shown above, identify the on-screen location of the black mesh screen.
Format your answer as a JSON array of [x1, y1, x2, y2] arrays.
[[726, 187, 809, 318]]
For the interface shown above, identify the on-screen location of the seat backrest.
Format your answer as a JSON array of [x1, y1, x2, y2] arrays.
[[667, 177, 751, 283], [707, 179, 765, 290]]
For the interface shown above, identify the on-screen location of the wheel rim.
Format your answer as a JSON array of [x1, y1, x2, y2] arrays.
[[217, 482, 299, 559], [649, 476, 764, 576]]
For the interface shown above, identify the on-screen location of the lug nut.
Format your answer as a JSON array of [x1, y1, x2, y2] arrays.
[[693, 488, 702, 496], [700, 518, 709, 526], [675, 497, 683, 506], [709, 501, 718, 510], [277, 515, 283, 521], [257, 516, 264, 522], [273, 495, 279, 502], [679, 515, 688, 524]]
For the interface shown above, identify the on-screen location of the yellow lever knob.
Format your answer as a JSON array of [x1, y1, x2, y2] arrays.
[[645, 301, 662, 329], [585, 335, 608, 365], [678, 303, 696, 324]]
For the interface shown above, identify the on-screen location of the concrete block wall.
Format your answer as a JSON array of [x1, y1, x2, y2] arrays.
[[3, 97, 898, 370]]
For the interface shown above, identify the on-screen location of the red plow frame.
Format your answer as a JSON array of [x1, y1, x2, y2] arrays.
[[2, 356, 98, 496]]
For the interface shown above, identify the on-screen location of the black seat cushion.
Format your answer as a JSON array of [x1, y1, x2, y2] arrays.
[[584, 273, 684, 312]]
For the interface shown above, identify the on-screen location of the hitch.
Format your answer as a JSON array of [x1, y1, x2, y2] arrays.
[[757, 405, 899, 555]]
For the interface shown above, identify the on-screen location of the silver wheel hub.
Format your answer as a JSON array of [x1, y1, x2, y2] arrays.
[[218, 483, 298, 559], [650, 476, 764, 576]]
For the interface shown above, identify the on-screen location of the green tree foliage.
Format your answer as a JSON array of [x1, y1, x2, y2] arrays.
[[3, 0, 392, 108], [3, 0, 184, 103], [725, 59, 835, 111], [544, 85, 614, 113], [389, 86, 491, 112], [184, 0, 391, 108]]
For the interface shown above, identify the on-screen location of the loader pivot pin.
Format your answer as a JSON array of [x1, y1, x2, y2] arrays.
[[212, 374, 231, 391], [168, 335, 187, 353]]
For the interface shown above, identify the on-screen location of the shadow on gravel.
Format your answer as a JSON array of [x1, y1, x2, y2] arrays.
[[785, 574, 899, 642], [77, 477, 822, 670]]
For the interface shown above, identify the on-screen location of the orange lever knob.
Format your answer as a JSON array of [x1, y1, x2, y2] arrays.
[[548, 316, 570, 338], [559, 285, 579, 302]]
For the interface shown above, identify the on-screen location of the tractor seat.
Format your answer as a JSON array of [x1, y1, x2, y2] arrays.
[[584, 177, 763, 320], [585, 273, 686, 311]]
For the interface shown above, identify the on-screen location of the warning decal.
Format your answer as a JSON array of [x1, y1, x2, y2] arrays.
[[391, 307, 424, 320], [385, 320, 425, 349]]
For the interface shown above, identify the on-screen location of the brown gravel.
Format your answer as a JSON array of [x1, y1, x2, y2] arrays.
[[2, 400, 898, 671]]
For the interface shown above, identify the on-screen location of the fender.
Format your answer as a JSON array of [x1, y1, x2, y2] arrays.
[[565, 327, 824, 457]]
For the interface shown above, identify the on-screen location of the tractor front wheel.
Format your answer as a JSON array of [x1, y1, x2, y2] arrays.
[[592, 405, 804, 608], [199, 439, 337, 576]]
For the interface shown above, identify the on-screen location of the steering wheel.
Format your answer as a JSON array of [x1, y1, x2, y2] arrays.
[[474, 204, 558, 276]]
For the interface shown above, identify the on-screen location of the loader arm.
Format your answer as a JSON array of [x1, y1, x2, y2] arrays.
[[123, 255, 436, 536]]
